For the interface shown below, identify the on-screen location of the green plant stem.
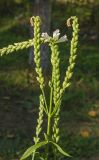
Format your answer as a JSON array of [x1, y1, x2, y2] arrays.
[[41, 89, 48, 114], [47, 87, 53, 136], [46, 82, 53, 159], [32, 153, 35, 160]]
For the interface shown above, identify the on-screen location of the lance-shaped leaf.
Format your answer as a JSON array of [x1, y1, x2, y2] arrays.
[[20, 141, 48, 160], [49, 141, 71, 157]]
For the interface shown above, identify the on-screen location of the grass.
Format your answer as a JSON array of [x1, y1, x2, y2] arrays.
[[0, 5, 99, 160]]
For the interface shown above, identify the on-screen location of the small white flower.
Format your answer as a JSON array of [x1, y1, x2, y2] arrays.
[[53, 29, 60, 40], [41, 33, 50, 39], [41, 33, 50, 42], [41, 29, 68, 43], [57, 35, 68, 43]]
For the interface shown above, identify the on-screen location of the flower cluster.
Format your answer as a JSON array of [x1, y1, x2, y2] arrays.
[[41, 29, 68, 43]]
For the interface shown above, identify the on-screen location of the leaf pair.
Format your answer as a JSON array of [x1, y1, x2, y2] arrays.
[[20, 140, 71, 160]]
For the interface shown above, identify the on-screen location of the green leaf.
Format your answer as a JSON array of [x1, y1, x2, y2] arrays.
[[20, 141, 48, 160], [49, 141, 71, 157]]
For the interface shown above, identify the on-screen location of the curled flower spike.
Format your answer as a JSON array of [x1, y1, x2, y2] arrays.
[[41, 29, 68, 43]]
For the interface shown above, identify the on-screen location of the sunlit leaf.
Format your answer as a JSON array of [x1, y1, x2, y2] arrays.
[[20, 141, 48, 160]]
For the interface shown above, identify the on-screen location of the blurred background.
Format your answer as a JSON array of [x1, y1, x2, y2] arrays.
[[0, 0, 99, 160]]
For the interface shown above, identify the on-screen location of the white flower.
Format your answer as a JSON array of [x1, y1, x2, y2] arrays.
[[53, 29, 60, 40], [41, 33, 50, 42], [41, 29, 68, 43], [57, 35, 68, 43]]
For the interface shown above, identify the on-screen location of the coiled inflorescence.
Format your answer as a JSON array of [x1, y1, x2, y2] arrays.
[[50, 42, 60, 107], [49, 42, 61, 144], [32, 95, 44, 160], [52, 110, 60, 143], [0, 39, 34, 56], [60, 16, 79, 96], [34, 94, 44, 144], [52, 16, 79, 146], [31, 16, 45, 90]]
